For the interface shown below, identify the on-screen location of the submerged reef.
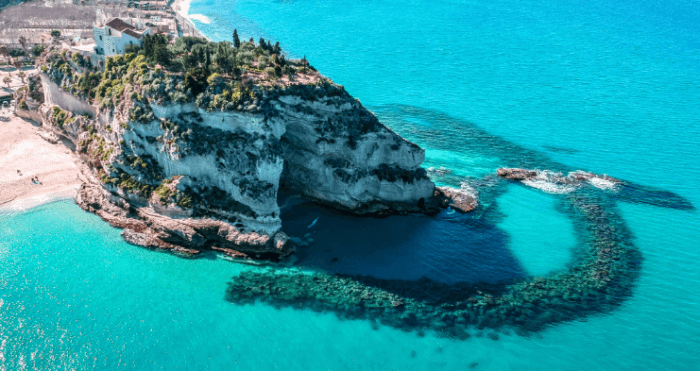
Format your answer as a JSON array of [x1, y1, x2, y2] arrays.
[[227, 181, 640, 336], [225, 105, 693, 337]]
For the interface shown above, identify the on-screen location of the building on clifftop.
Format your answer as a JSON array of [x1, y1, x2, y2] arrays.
[[93, 18, 150, 58]]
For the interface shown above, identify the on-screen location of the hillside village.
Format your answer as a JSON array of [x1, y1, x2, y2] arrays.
[[1, 0, 203, 103]]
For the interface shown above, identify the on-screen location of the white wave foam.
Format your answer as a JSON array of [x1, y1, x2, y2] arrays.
[[459, 182, 478, 196], [189, 14, 211, 24], [538, 170, 564, 180], [522, 179, 577, 194], [587, 177, 619, 191], [175, 0, 191, 18]]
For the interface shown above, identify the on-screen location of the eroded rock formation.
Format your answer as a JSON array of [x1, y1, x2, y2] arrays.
[[29, 51, 459, 260]]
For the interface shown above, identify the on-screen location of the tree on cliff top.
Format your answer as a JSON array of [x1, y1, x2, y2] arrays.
[[233, 29, 240, 49], [215, 42, 235, 75], [204, 48, 211, 73], [31, 45, 45, 57], [171, 37, 207, 55], [141, 34, 171, 67], [0, 45, 8, 64], [184, 67, 208, 97], [51, 30, 60, 45], [18, 36, 27, 56], [273, 42, 281, 55]]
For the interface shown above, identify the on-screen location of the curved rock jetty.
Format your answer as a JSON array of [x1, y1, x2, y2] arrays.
[[226, 176, 642, 336]]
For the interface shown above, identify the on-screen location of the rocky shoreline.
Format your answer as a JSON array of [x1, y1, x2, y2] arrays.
[[75, 163, 294, 259]]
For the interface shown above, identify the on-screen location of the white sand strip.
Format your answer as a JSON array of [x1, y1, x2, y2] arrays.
[[0, 112, 81, 212]]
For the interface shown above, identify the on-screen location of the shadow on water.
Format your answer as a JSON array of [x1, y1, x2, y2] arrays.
[[225, 104, 692, 338], [542, 145, 581, 155], [279, 192, 527, 285]]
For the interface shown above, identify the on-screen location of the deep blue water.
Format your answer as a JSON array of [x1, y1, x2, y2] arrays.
[[2, 0, 700, 369]]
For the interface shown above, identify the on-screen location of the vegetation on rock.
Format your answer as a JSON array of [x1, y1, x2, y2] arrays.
[[41, 35, 326, 114]]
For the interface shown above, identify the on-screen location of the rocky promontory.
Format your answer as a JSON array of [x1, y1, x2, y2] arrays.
[[22, 37, 459, 260]]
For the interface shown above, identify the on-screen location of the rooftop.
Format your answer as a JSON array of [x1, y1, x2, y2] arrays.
[[123, 29, 145, 39], [104, 18, 148, 39], [105, 18, 135, 32]]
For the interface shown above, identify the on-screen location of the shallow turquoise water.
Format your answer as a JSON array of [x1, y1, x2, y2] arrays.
[[2, 0, 700, 369]]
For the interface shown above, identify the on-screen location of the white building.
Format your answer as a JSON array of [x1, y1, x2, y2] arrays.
[[93, 18, 150, 57]]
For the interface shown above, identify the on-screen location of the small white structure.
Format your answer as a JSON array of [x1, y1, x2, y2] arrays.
[[93, 18, 150, 57]]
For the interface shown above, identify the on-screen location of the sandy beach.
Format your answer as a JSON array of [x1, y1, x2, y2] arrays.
[[0, 111, 81, 212], [173, 0, 212, 27], [173, 0, 192, 20]]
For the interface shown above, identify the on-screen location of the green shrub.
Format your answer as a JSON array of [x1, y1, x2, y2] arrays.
[[178, 195, 193, 208], [51, 106, 69, 128], [207, 72, 223, 86], [32, 45, 45, 57]]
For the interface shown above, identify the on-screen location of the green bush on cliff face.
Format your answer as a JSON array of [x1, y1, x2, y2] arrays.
[[154, 183, 174, 202], [178, 196, 193, 209], [124, 155, 165, 181], [59, 63, 73, 77], [51, 106, 69, 129], [115, 173, 153, 198], [207, 72, 223, 86], [18, 100, 28, 110], [129, 105, 154, 123], [32, 45, 45, 57], [153, 176, 184, 203], [70, 52, 91, 69]]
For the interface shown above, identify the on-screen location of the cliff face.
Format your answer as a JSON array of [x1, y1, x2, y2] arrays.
[[270, 84, 436, 215], [35, 52, 442, 260]]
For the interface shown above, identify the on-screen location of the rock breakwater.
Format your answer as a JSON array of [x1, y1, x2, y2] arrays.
[[226, 175, 641, 336]]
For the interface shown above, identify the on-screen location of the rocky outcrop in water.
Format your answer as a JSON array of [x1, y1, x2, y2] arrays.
[[498, 167, 621, 190], [435, 186, 478, 213], [33, 48, 455, 260]]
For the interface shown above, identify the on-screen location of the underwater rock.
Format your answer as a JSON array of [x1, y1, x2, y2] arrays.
[[427, 166, 453, 177]]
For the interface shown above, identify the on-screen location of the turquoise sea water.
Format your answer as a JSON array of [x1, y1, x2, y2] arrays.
[[2, 0, 700, 369]]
